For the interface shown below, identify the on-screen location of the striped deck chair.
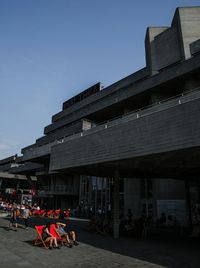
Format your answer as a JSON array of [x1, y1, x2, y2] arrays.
[[34, 225, 49, 249]]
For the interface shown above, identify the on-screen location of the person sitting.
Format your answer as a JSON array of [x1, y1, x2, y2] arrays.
[[55, 222, 72, 248], [56, 222, 79, 246], [42, 222, 60, 249]]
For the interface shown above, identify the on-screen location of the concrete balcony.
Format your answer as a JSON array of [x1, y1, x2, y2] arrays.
[[22, 119, 93, 162], [10, 162, 43, 174], [22, 142, 53, 162], [38, 185, 79, 196], [49, 89, 200, 179]]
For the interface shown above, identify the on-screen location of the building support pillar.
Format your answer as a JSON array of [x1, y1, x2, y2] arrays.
[[113, 170, 120, 239], [185, 179, 192, 230]]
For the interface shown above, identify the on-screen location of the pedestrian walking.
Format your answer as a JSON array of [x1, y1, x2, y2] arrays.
[[23, 205, 31, 229]]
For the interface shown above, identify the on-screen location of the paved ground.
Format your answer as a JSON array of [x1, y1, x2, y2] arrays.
[[0, 215, 199, 268]]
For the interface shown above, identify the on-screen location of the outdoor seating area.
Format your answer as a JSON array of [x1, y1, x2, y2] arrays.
[[34, 224, 68, 249], [0, 199, 71, 220], [33, 208, 70, 219]]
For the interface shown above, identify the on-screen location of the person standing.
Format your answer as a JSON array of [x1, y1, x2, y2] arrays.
[[9, 204, 18, 231], [23, 205, 30, 230]]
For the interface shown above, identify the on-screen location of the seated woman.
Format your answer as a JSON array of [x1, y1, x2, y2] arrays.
[[56, 222, 79, 246], [42, 222, 60, 249]]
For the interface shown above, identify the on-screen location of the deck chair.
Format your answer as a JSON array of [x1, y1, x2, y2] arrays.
[[33, 209, 40, 217], [47, 210, 54, 218], [50, 224, 65, 245], [40, 209, 46, 217], [65, 210, 70, 218], [34, 225, 49, 249], [54, 209, 61, 218]]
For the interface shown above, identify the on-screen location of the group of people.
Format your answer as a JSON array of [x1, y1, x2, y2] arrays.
[[6, 202, 72, 230], [6, 202, 79, 249], [85, 214, 112, 235], [8, 203, 31, 231], [42, 222, 79, 249], [85, 208, 152, 239], [119, 210, 152, 239]]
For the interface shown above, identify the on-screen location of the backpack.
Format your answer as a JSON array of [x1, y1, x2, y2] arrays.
[[16, 209, 20, 217]]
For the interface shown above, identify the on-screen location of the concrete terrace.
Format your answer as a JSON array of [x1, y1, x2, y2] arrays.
[[0, 216, 199, 268]]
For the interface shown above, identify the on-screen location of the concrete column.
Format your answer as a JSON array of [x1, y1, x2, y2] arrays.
[[113, 171, 120, 239], [184, 179, 192, 230]]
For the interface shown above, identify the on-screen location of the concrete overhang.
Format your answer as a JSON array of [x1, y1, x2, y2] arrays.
[[50, 147, 200, 180], [0, 172, 37, 181], [49, 91, 200, 180], [10, 162, 44, 174]]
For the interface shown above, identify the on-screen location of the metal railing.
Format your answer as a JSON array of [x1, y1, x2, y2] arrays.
[[39, 185, 78, 195], [24, 87, 200, 153]]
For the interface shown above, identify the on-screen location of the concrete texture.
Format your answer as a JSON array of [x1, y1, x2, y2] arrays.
[[49, 93, 200, 177]]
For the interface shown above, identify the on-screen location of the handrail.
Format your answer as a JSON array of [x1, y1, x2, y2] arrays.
[[24, 87, 200, 153], [96, 86, 200, 126]]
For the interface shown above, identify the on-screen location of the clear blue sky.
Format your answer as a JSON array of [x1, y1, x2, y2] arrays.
[[0, 0, 198, 159]]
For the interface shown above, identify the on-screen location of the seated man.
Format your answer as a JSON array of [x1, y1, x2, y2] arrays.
[[55, 222, 79, 246]]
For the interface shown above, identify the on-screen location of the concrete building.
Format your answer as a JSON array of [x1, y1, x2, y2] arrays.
[[0, 155, 37, 204], [1, 7, 200, 233]]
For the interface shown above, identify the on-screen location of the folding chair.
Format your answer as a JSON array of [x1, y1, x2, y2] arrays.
[[65, 210, 70, 218], [47, 210, 54, 218], [33, 209, 40, 217], [54, 209, 60, 219], [40, 209, 46, 217], [34, 225, 49, 249], [50, 224, 65, 245]]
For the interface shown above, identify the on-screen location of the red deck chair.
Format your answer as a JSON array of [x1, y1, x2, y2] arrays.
[[40, 209, 46, 217], [47, 210, 54, 218], [54, 209, 61, 219], [34, 225, 49, 249], [65, 210, 70, 218], [50, 224, 65, 245], [33, 209, 40, 217]]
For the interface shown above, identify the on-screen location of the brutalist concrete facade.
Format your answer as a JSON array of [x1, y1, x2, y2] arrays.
[[3, 7, 200, 221]]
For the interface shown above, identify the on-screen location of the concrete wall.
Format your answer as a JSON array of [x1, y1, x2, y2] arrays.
[[145, 7, 200, 73], [145, 27, 167, 73], [50, 96, 200, 171], [154, 27, 181, 70], [178, 7, 200, 59], [145, 27, 181, 73], [190, 39, 200, 55], [37, 119, 91, 146]]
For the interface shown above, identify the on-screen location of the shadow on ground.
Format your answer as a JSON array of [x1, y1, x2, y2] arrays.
[[3, 216, 200, 268]]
